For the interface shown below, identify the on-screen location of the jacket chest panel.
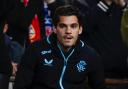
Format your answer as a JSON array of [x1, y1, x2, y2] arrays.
[[64, 58, 89, 82]]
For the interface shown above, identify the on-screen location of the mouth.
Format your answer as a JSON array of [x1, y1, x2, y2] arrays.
[[63, 36, 73, 41]]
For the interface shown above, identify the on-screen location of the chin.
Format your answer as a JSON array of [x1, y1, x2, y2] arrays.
[[64, 44, 73, 48]]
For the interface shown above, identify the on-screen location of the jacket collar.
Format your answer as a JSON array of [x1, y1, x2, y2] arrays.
[[46, 33, 85, 50]]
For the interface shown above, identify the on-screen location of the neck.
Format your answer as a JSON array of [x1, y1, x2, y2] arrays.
[[57, 42, 72, 52]]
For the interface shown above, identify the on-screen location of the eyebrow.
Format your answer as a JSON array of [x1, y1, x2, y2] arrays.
[[58, 23, 79, 26]]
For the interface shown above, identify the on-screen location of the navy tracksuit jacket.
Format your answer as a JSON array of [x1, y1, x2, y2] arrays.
[[14, 34, 106, 89]]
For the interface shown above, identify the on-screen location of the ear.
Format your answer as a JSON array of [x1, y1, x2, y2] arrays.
[[53, 26, 57, 34], [78, 26, 83, 35]]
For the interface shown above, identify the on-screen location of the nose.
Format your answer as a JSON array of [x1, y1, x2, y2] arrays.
[[65, 26, 71, 34]]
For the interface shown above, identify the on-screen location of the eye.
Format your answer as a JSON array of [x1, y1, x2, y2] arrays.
[[58, 24, 67, 29], [70, 24, 79, 29]]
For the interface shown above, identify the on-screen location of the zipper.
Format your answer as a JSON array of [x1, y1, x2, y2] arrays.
[[57, 43, 74, 89]]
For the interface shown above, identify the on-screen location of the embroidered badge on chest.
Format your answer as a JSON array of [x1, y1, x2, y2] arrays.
[[76, 60, 87, 72]]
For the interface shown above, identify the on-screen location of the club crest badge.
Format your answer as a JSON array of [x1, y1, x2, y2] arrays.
[[76, 60, 87, 72]]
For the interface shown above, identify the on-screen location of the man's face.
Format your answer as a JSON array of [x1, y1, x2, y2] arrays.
[[54, 15, 82, 49], [29, 25, 35, 40]]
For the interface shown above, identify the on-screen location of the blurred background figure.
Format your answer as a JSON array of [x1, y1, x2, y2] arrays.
[[3, 23, 24, 77], [0, 0, 27, 88], [83, 0, 128, 79], [121, 7, 128, 47], [0, 0, 13, 89]]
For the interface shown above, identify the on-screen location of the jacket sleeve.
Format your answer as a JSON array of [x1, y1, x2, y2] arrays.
[[88, 54, 107, 89], [13, 44, 39, 89]]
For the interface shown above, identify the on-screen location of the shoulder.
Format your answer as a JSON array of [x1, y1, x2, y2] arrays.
[[79, 40, 99, 59]]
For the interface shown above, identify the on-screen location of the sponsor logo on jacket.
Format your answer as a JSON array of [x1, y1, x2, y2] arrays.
[[41, 50, 52, 55], [43, 59, 53, 66]]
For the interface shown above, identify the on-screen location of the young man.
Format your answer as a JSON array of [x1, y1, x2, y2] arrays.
[[14, 5, 107, 89]]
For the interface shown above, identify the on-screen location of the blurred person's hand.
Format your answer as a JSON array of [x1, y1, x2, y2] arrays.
[[114, 0, 126, 7], [12, 62, 18, 76], [44, 0, 56, 4]]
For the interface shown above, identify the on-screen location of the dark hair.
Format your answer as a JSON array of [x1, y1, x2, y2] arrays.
[[53, 5, 82, 27]]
